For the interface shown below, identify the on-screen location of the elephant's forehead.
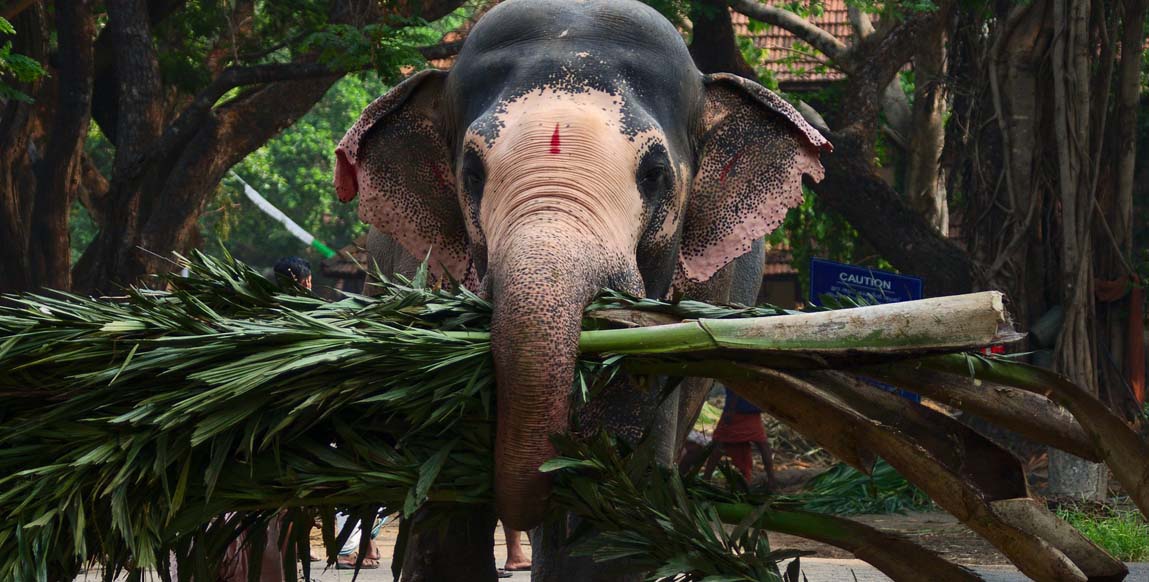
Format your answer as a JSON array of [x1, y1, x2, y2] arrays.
[[466, 87, 656, 160], [462, 70, 661, 150]]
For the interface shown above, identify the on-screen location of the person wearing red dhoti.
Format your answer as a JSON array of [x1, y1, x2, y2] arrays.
[[703, 387, 775, 489]]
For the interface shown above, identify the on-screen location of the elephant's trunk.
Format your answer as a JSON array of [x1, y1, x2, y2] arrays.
[[488, 232, 608, 530]]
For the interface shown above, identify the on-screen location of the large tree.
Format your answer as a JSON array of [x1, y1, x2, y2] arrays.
[[696, 0, 1146, 498], [944, 0, 1147, 496], [0, 0, 467, 294]]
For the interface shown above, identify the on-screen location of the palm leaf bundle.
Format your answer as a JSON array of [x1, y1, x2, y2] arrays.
[[0, 252, 815, 580], [1, 252, 1145, 582]]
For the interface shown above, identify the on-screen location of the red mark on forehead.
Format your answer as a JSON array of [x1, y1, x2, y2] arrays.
[[549, 123, 562, 154]]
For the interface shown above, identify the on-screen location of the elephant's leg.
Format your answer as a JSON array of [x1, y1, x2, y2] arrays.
[[364, 227, 425, 295], [399, 503, 499, 582], [367, 230, 498, 578], [673, 239, 765, 452], [528, 374, 683, 582], [529, 515, 644, 582]]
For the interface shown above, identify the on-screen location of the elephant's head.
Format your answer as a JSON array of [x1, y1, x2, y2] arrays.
[[334, 0, 830, 529]]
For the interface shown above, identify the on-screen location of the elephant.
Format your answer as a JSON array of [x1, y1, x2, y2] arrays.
[[334, 0, 830, 578]]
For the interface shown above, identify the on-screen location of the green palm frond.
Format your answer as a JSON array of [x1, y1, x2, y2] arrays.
[[0, 252, 794, 580], [0, 251, 1056, 580]]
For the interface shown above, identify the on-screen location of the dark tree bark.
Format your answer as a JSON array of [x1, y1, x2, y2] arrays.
[[905, 14, 949, 234], [28, 0, 96, 291], [72, 0, 165, 293], [0, 2, 48, 292], [0, 1, 96, 293]]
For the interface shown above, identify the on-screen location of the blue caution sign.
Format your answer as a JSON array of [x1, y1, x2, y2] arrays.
[[809, 258, 924, 403], [808, 257, 923, 307]]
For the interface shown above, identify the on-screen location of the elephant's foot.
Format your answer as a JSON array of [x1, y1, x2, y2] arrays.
[[399, 503, 499, 582], [528, 514, 644, 582]]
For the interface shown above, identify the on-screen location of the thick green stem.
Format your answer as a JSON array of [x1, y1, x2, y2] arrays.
[[577, 322, 717, 354], [576, 291, 1016, 358]]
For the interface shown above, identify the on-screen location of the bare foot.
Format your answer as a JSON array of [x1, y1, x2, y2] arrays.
[[336, 553, 380, 569], [503, 526, 531, 571], [503, 559, 531, 572]]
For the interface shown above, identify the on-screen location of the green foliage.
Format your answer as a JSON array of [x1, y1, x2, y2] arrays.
[[150, 1, 473, 91], [546, 434, 806, 582], [303, 15, 462, 84], [787, 459, 933, 515], [0, 251, 497, 578], [846, 0, 939, 22], [768, 187, 865, 299], [776, 1, 827, 18], [0, 252, 810, 580], [0, 16, 47, 103], [1056, 506, 1149, 561], [202, 75, 388, 272], [642, 0, 700, 28]]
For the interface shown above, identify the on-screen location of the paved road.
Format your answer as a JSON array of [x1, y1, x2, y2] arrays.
[[294, 558, 1149, 581], [75, 520, 1149, 581], [78, 558, 1149, 581]]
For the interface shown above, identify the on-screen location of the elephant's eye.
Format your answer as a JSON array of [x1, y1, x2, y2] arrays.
[[636, 144, 672, 201], [637, 163, 671, 201], [464, 168, 485, 197], [461, 151, 486, 199]]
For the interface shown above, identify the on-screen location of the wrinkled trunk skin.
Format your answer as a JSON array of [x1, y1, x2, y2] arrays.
[[489, 231, 622, 530]]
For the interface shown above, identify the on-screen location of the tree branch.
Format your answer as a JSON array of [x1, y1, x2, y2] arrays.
[[419, 39, 464, 62], [77, 153, 110, 228], [847, 5, 876, 38], [727, 0, 849, 63], [862, 2, 954, 91]]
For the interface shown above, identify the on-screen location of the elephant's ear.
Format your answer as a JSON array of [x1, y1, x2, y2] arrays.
[[335, 69, 471, 282], [678, 73, 832, 282]]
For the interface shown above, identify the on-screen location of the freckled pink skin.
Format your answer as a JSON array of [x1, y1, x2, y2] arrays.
[[476, 89, 650, 529]]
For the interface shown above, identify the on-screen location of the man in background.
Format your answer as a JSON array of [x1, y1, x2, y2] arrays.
[[702, 387, 776, 490], [273, 256, 312, 290]]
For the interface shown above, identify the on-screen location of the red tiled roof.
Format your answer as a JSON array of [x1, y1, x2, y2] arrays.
[[731, 1, 854, 84], [426, 1, 856, 86]]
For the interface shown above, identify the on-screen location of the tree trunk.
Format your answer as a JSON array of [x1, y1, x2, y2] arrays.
[[1047, 0, 1106, 500], [0, 2, 48, 293], [72, 0, 166, 293], [905, 14, 948, 234], [688, 0, 759, 79], [1094, 0, 1148, 420], [1114, 0, 1146, 260], [28, 0, 96, 291], [0, 1, 95, 293]]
